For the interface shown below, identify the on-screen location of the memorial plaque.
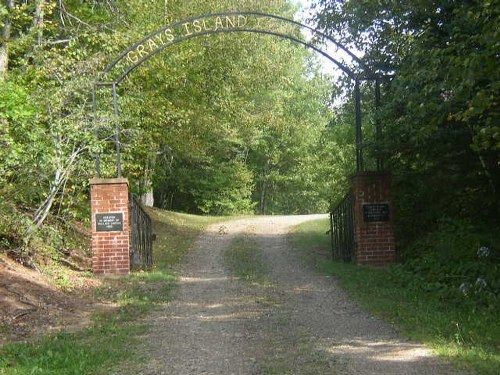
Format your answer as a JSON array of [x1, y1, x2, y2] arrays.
[[362, 204, 390, 222], [95, 213, 124, 232]]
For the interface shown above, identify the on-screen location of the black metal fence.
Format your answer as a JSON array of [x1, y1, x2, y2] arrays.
[[129, 194, 154, 270], [329, 192, 355, 262]]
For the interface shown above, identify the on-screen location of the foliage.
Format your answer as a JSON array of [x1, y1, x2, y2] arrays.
[[0, 202, 34, 254], [393, 217, 500, 310], [114, 1, 340, 215], [1, 0, 354, 260], [0, 1, 121, 260], [315, 0, 499, 231], [0, 81, 42, 205]]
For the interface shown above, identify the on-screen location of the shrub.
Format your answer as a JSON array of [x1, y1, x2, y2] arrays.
[[393, 217, 499, 309]]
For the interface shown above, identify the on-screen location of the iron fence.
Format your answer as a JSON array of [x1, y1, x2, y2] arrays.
[[129, 194, 154, 270], [329, 192, 355, 262]]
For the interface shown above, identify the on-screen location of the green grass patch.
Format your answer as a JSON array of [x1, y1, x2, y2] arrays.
[[148, 208, 227, 268], [224, 234, 268, 283], [1, 209, 225, 375], [290, 218, 332, 266], [291, 218, 500, 375], [0, 323, 144, 375]]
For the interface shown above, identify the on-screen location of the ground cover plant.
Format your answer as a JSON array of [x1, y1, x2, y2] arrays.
[[291, 218, 500, 375]]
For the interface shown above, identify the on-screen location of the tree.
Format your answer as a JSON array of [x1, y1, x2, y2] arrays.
[[314, 0, 499, 229], [109, 0, 339, 215], [1, 1, 118, 233], [1, 0, 348, 262]]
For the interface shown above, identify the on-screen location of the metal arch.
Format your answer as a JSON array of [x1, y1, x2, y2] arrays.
[[93, 11, 382, 177], [113, 28, 356, 85], [97, 11, 375, 84]]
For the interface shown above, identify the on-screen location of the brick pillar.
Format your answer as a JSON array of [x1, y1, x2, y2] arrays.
[[90, 178, 130, 275], [352, 172, 396, 266]]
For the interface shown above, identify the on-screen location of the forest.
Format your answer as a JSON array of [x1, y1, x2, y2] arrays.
[[0, 0, 498, 293]]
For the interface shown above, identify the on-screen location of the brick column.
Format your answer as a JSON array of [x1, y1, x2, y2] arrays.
[[90, 178, 130, 275], [352, 172, 396, 266]]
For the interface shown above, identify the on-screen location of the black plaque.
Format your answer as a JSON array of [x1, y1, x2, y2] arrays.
[[95, 213, 124, 232], [362, 204, 390, 222]]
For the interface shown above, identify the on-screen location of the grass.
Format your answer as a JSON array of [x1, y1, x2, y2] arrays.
[[0, 209, 225, 375], [0, 323, 143, 375], [260, 337, 338, 375], [290, 218, 332, 265], [147, 208, 224, 268], [224, 233, 268, 283], [291, 218, 500, 375]]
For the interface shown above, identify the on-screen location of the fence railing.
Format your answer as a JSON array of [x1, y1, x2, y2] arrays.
[[129, 193, 154, 270], [329, 192, 355, 262]]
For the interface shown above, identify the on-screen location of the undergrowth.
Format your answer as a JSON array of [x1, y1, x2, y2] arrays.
[[0, 201, 91, 275], [394, 217, 499, 311]]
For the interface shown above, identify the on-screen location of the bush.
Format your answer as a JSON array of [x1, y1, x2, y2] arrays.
[[393, 217, 499, 309], [0, 202, 33, 253]]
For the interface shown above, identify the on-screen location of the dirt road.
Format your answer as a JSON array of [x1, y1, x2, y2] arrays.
[[134, 215, 467, 375]]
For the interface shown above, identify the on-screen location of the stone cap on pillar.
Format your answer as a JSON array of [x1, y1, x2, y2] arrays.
[[90, 178, 129, 186]]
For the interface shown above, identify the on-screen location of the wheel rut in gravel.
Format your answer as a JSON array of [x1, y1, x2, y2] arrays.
[[136, 215, 469, 375]]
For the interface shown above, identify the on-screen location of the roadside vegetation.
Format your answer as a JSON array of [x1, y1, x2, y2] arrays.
[[292, 218, 500, 375], [0, 210, 221, 375]]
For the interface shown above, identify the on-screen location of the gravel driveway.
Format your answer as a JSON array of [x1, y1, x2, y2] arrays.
[[134, 215, 469, 375]]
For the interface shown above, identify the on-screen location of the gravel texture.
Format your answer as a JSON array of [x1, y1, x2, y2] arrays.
[[133, 215, 469, 375]]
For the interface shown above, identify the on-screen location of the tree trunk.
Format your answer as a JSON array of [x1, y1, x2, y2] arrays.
[[0, 0, 14, 81], [32, 147, 81, 228], [0, 46, 6, 81], [259, 176, 267, 215], [33, 0, 45, 46], [140, 189, 154, 207]]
